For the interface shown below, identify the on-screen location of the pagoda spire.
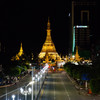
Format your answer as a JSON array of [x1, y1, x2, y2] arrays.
[[45, 17, 52, 43], [75, 46, 80, 61], [46, 17, 51, 36], [18, 42, 24, 56], [47, 17, 50, 30], [11, 42, 24, 61]]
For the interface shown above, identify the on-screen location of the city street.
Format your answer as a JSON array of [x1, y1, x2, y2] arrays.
[[0, 70, 100, 100], [38, 71, 100, 100], [0, 0, 99, 100]]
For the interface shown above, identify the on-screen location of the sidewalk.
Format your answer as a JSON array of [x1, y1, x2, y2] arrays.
[[0, 73, 28, 88], [0, 73, 32, 97], [64, 71, 100, 97], [0, 69, 40, 96]]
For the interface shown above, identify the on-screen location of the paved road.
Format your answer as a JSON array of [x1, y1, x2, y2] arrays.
[[1, 71, 100, 100], [38, 71, 100, 100]]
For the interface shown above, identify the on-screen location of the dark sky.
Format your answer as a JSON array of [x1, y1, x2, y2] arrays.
[[0, 0, 71, 56], [0, 0, 98, 57]]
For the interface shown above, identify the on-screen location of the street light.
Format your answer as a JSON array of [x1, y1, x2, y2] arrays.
[[19, 63, 48, 100], [31, 67, 35, 100], [39, 74, 42, 88], [35, 74, 38, 79], [29, 64, 36, 100], [35, 74, 38, 96], [38, 75, 41, 92], [28, 87, 32, 93], [12, 95, 15, 100], [20, 86, 32, 100]]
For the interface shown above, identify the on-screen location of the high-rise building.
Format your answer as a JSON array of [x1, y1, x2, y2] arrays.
[[39, 18, 60, 60], [71, 0, 96, 53]]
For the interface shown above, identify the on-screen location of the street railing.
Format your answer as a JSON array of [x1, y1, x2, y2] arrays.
[[0, 63, 49, 100]]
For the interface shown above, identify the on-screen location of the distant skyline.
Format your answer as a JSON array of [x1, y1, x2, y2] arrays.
[[0, 0, 99, 57]]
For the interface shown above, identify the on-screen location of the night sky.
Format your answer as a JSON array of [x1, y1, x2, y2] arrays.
[[0, 0, 99, 57]]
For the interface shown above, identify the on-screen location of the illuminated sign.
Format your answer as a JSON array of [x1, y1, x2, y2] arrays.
[[76, 25, 88, 28], [72, 26, 75, 53], [72, 25, 88, 53]]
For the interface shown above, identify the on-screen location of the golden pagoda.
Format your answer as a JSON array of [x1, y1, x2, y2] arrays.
[[45, 51, 49, 63], [11, 43, 24, 61], [75, 46, 81, 61], [17, 43, 24, 57], [39, 18, 60, 60]]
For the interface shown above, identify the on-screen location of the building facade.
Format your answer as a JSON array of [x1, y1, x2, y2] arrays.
[[71, 0, 96, 54]]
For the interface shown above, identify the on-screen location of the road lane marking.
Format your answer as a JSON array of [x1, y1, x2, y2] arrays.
[[59, 74, 71, 100], [40, 89, 44, 97], [53, 75, 56, 100]]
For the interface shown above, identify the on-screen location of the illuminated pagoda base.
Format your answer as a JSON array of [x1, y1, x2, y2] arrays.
[[43, 51, 50, 63], [39, 18, 60, 61]]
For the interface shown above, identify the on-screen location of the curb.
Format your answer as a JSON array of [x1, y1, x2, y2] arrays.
[[0, 83, 15, 88], [0, 74, 28, 88], [64, 71, 88, 96]]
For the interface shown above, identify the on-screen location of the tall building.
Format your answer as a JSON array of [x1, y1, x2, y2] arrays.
[[39, 18, 60, 60], [71, 0, 96, 54]]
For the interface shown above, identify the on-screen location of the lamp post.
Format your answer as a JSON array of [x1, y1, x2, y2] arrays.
[[30, 63, 36, 100], [40, 74, 42, 88], [35, 74, 38, 97], [38, 72, 40, 91], [32, 66, 35, 100], [20, 86, 32, 100], [19, 63, 48, 100], [32, 67, 33, 100]]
